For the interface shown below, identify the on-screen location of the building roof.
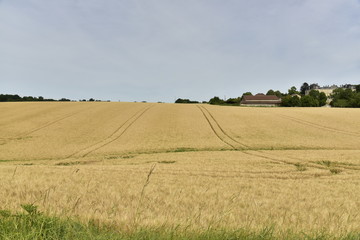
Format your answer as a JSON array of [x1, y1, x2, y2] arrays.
[[241, 94, 281, 105]]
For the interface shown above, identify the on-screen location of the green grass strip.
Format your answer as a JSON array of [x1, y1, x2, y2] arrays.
[[1, 205, 359, 240]]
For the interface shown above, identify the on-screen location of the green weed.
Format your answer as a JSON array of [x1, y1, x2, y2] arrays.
[[294, 163, 307, 171]]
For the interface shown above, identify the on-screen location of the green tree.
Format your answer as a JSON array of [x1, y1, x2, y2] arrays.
[[301, 95, 319, 107], [350, 93, 360, 107], [209, 96, 224, 105], [356, 85, 360, 93], [318, 92, 327, 106], [288, 86, 299, 95], [308, 89, 320, 99], [300, 82, 309, 95], [274, 90, 283, 98], [266, 89, 275, 95], [225, 97, 241, 105], [281, 95, 301, 107]]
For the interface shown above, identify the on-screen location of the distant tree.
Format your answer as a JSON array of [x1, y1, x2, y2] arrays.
[[175, 98, 199, 104], [300, 82, 309, 95], [175, 98, 186, 103], [356, 85, 360, 93], [308, 89, 320, 99], [22, 96, 35, 101], [242, 92, 252, 96], [38, 96, 44, 101], [266, 90, 275, 95], [288, 86, 299, 95], [274, 90, 283, 98], [305, 90, 327, 107], [89, 98, 95, 102], [331, 99, 350, 108], [281, 95, 301, 107], [319, 92, 327, 106], [350, 93, 360, 107], [301, 95, 319, 107], [225, 97, 241, 105], [209, 96, 224, 105], [1, 94, 22, 101], [59, 98, 71, 102], [330, 88, 356, 107]]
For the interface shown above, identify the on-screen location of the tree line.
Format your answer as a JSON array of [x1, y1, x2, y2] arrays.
[[331, 87, 360, 107], [0, 94, 60, 102], [175, 83, 360, 108], [0, 94, 107, 102]]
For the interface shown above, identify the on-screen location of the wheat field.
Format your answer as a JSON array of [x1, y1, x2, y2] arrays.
[[1, 102, 360, 234]]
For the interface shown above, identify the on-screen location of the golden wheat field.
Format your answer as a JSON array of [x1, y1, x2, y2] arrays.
[[1, 102, 360, 233]]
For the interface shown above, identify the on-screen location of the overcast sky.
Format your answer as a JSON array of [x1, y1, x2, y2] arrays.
[[1, 0, 360, 102]]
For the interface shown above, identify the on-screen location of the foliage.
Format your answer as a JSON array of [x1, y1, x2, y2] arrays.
[[266, 90, 282, 98], [209, 96, 225, 105], [288, 86, 299, 95], [318, 92, 327, 106], [301, 95, 319, 107], [298, 90, 327, 107], [281, 90, 326, 107], [242, 92, 253, 96], [356, 85, 360, 93], [300, 82, 309, 95], [266, 89, 276, 95], [208, 96, 240, 106], [0, 94, 56, 102], [281, 95, 301, 107], [225, 97, 241, 105], [331, 88, 360, 108], [175, 98, 199, 104], [0, 94, 71, 102]]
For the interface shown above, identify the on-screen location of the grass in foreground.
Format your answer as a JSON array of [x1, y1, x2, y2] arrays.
[[1, 205, 360, 240]]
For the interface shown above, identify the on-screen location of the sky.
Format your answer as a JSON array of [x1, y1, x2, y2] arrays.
[[1, 0, 360, 102]]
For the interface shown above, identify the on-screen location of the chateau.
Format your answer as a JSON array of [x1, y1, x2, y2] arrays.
[[305, 84, 356, 97]]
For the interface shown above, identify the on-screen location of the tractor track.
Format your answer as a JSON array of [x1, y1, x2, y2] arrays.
[[21, 111, 83, 137], [197, 105, 330, 171], [0, 109, 88, 142], [197, 105, 249, 149], [201, 106, 250, 148], [197, 106, 237, 149], [68, 105, 154, 158], [278, 114, 360, 137]]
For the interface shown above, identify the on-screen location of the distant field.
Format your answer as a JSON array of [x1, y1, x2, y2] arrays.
[[1, 102, 360, 235]]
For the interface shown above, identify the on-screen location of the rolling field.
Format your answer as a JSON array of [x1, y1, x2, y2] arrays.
[[1, 102, 360, 236]]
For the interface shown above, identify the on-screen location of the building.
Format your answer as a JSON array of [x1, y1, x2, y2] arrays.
[[305, 84, 356, 97], [240, 94, 281, 107]]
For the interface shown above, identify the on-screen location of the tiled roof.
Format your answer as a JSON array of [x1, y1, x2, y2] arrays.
[[241, 94, 281, 105]]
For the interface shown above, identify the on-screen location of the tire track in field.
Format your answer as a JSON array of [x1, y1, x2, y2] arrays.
[[198, 105, 327, 171], [197, 105, 245, 149], [200, 106, 250, 149], [21, 111, 85, 137], [278, 114, 360, 137], [0, 109, 88, 142], [68, 105, 154, 158]]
